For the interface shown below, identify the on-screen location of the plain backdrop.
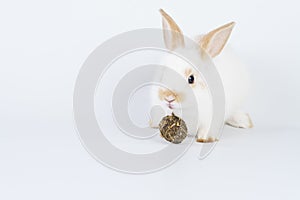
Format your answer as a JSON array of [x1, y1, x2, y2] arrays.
[[0, 0, 300, 200]]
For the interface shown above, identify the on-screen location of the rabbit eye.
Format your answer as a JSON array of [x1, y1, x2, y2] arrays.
[[188, 75, 194, 84]]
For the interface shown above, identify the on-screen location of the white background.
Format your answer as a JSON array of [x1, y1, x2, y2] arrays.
[[1, 0, 300, 199]]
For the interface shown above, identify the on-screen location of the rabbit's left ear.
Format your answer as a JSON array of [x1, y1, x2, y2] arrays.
[[159, 9, 185, 50], [199, 22, 235, 58]]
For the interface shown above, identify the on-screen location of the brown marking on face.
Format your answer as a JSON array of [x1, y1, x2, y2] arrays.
[[185, 68, 197, 88], [158, 88, 182, 102], [184, 68, 192, 77]]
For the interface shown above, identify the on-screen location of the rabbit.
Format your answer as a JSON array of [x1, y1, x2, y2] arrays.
[[149, 9, 253, 143]]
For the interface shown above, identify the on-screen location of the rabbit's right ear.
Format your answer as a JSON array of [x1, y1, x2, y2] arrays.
[[198, 22, 235, 58], [159, 9, 185, 50]]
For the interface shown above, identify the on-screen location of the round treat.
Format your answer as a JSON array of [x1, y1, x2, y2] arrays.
[[159, 113, 188, 144]]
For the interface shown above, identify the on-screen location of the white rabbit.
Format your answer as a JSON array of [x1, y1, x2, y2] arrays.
[[149, 9, 253, 143]]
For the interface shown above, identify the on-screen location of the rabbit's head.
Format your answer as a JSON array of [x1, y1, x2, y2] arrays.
[[157, 9, 235, 115]]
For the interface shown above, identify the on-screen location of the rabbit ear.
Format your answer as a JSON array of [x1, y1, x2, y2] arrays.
[[159, 9, 185, 50], [199, 22, 235, 57]]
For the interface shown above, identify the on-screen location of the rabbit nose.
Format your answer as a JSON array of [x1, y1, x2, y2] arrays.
[[164, 97, 175, 103], [159, 88, 181, 102]]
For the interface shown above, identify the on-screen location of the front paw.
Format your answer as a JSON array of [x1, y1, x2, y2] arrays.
[[196, 137, 218, 143], [226, 112, 254, 129], [149, 119, 159, 129]]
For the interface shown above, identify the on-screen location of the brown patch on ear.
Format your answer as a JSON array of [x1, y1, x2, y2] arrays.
[[159, 9, 185, 50], [199, 22, 235, 57]]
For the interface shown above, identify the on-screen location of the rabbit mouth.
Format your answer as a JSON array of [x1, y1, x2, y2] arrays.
[[164, 98, 175, 109], [167, 103, 174, 109]]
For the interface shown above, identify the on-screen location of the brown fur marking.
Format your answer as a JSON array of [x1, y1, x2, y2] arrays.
[[199, 22, 235, 57], [196, 137, 218, 143], [158, 88, 182, 102], [159, 9, 185, 50]]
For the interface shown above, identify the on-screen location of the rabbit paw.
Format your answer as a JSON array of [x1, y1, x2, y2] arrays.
[[226, 112, 254, 129], [149, 119, 159, 129], [196, 128, 218, 143], [196, 137, 218, 143]]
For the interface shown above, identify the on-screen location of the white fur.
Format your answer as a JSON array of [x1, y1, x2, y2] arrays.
[[150, 45, 251, 140]]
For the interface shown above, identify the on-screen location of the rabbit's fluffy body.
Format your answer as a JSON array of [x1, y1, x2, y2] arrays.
[[150, 9, 253, 142]]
